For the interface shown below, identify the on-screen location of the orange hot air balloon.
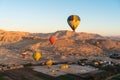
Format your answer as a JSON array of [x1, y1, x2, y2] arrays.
[[67, 15, 81, 32], [46, 59, 53, 68], [49, 36, 56, 45]]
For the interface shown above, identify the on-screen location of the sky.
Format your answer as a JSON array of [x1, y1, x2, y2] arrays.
[[0, 0, 120, 36]]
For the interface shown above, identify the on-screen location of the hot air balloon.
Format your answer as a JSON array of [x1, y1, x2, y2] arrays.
[[60, 64, 70, 69], [67, 15, 81, 32], [33, 51, 41, 62], [21, 50, 27, 59], [49, 36, 56, 45], [46, 59, 53, 68]]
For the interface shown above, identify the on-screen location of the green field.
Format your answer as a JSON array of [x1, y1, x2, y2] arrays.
[[111, 75, 120, 80], [0, 76, 6, 80]]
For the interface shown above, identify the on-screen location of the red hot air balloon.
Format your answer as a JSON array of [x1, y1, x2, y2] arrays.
[[49, 36, 56, 45]]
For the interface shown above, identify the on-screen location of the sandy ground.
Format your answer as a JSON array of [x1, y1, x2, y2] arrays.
[[32, 64, 98, 77]]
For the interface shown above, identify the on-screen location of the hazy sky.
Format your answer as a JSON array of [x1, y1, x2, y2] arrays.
[[0, 0, 120, 36]]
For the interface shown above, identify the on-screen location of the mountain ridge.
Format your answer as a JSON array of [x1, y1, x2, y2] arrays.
[[0, 29, 120, 55]]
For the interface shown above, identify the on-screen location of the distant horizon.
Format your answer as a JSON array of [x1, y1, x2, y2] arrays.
[[0, 0, 120, 36]]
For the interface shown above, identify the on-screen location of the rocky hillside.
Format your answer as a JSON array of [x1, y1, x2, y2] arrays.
[[0, 29, 30, 45], [30, 30, 104, 40], [0, 30, 120, 56], [53, 30, 104, 40], [0, 29, 120, 64]]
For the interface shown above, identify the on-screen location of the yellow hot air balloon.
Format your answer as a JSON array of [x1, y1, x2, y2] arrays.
[[33, 52, 41, 62], [60, 64, 69, 69], [67, 15, 81, 32], [46, 59, 53, 68]]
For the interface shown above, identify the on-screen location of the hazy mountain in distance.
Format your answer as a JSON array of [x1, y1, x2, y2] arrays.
[[106, 36, 120, 41]]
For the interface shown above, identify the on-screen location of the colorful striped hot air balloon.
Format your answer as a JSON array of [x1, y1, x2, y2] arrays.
[[67, 15, 81, 32], [33, 51, 41, 62]]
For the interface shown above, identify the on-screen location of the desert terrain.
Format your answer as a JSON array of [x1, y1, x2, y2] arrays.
[[0, 29, 120, 80]]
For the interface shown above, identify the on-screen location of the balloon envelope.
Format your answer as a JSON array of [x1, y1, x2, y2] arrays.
[[46, 59, 53, 68], [33, 52, 41, 62], [60, 64, 69, 69], [49, 36, 56, 45], [21, 50, 27, 59], [67, 15, 80, 32], [21, 53, 26, 58]]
